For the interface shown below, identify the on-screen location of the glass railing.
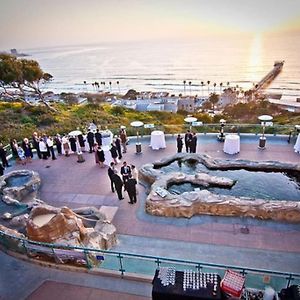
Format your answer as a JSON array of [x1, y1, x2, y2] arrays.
[[2, 123, 298, 156], [1, 229, 299, 292]]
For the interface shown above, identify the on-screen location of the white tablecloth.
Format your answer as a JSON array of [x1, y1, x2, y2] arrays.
[[223, 134, 240, 154], [294, 134, 300, 153], [150, 131, 166, 150]]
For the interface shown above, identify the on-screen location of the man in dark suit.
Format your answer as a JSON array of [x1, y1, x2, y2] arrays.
[[125, 174, 137, 204], [108, 162, 115, 193], [87, 130, 95, 153], [115, 136, 122, 160], [32, 132, 42, 159], [190, 132, 197, 153], [176, 134, 183, 153], [0, 143, 10, 168], [121, 161, 131, 188], [95, 129, 102, 146], [184, 130, 192, 153], [112, 171, 124, 200]]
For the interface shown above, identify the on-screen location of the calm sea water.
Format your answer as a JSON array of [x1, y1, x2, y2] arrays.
[[23, 33, 300, 102]]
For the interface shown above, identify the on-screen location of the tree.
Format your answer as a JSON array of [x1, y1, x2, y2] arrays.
[[208, 93, 219, 113], [116, 81, 120, 94], [220, 82, 223, 92], [213, 82, 216, 93], [0, 54, 54, 110], [183, 80, 186, 95], [188, 81, 192, 96], [207, 80, 210, 93], [201, 81, 204, 95]]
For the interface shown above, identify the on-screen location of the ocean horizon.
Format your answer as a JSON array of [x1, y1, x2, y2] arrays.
[[17, 33, 300, 103]]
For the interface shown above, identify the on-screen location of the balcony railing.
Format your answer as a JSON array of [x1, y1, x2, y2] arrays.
[[1, 229, 299, 292]]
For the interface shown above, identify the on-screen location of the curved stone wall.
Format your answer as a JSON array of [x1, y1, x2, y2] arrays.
[[140, 154, 300, 222]]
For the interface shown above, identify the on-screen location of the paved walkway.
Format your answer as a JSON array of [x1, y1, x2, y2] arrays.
[[1, 134, 300, 299]]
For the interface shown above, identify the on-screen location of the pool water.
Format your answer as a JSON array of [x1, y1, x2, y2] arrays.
[[5, 175, 31, 187], [162, 162, 300, 201]]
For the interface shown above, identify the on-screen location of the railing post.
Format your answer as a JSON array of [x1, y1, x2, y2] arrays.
[[118, 253, 125, 277], [286, 274, 294, 288], [196, 264, 202, 272], [155, 258, 161, 268], [84, 249, 92, 269]]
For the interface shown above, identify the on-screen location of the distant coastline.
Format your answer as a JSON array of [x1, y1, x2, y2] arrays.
[[0, 48, 29, 57]]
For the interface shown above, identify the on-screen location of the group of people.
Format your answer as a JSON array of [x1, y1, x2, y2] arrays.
[[92, 128, 128, 168], [108, 161, 138, 204], [177, 130, 198, 153]]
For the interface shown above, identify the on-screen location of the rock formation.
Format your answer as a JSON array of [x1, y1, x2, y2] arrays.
[[140, 153, 300, 223]]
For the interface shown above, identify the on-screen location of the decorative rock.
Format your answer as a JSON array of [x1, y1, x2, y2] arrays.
[[140, 153, 300, 223]]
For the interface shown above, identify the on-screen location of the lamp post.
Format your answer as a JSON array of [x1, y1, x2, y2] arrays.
[[218, 119, 226, 142], [130, 121, 144, 154], [258, 115, 273, 149], [184, 116, 197, 131]]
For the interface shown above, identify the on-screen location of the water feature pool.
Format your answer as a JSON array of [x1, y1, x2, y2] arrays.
[[164, 161, 300, 201], [4, 174, 31, 187]]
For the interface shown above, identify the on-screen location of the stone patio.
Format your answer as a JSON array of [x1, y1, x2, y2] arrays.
[[1, 134, 300, 299]]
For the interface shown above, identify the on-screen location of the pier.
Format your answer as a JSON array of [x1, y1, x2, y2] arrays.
[[253, 61, 284, 92]]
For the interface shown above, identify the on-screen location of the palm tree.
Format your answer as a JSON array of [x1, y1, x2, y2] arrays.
[[207, 80, 210, 94], [201, 81, 204, 96], [227, 82, 230, 89], [92, 83, 95, 90], [188, 81, 192, 96], [213, 83, 216, 93], [183, 80, 186, 95], [116, 81, 120, 94], [109, 81, 112, 92], [220, 82, 223, 93]]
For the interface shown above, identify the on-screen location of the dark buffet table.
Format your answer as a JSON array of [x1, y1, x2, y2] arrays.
[[152, 269, 222, 300]]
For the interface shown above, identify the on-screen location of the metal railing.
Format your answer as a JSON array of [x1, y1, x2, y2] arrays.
[[2, 123, 298, 157], [1, 229, 299, 291]]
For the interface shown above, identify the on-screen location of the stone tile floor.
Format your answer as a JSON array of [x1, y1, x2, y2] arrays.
[[1, 134, 300, 299]]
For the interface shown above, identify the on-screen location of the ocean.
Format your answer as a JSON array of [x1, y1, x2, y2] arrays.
[[22, 33, 300, 103]]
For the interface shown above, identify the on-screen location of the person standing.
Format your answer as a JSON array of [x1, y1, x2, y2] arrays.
[[108, 162, 116, 192], [131, 165, 138, 183], [39, 138, 48, 160], [69, 135, 76, 153], [22, 138, 33, 163], [177, 134, 183, 153], [115, 135, 122, 160], [54, 134, 62, 155], [10, 139, 19, 161], [190, 132, 197, 153], [184, 130, 192, 153], [110, 143, 118, 164], [62, 136, 70, 157], [97, 145, 105, 168], [0, 143, 10, 168], [95, 129, 102, 146], [17, 144, 26, 164], [112, 171, 124, 200], [120, 128, 127, 153], [87, 130, 95, 153], [46, 136, 56, 160], [121, 161, 131, 187], [125, 174, 137, 204], [0, 162, 4, 176], [32, 132, 42, 159], [77, 133, 86, 152]]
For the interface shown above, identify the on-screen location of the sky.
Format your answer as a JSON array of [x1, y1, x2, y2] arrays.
[[0, 0, 300, 49]]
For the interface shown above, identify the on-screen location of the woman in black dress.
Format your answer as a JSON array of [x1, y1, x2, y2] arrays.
[[97, 145, 105, 168], [69, 136, 77, 153], [109, 143, 118, 164]]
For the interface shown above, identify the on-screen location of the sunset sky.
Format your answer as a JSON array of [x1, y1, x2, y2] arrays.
[[1, 0, 300, 49]]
